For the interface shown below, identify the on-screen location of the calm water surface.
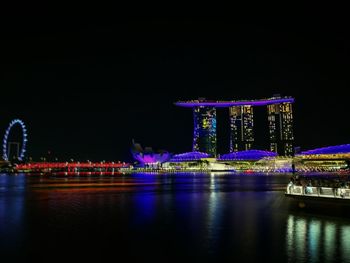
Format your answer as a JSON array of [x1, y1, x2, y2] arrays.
[[1, 173, 350, 262]]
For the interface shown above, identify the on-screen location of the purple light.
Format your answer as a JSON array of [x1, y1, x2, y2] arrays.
[[131, 140, 171, 165], [301, 144, 350, 155], [175, 97, 294, 108], [218, 150, 277, 160], [169, 151, 211, 162], [132, 152, 171, 164]]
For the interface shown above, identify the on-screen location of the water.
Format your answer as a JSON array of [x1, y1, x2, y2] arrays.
[[1, 173, 350, 262]]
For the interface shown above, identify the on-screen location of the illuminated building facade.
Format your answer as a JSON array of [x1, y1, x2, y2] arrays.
[[267, 102, 294, 156], [175, 96, 294, 156], [229, 105, 254, 152], [218, 150, 277, 161], [300, 144, 350, 156], [193, 106, 217, 156]]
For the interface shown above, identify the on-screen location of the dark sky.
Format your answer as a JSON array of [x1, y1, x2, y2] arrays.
[[1, 15, 349, 161]]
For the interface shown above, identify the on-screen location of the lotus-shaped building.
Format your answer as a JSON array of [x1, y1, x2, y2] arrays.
[[131, 140, 171, 165]]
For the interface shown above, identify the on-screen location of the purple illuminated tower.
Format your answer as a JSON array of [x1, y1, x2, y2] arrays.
[[192, 106, 217, 156], [175, 95, 295, 156]]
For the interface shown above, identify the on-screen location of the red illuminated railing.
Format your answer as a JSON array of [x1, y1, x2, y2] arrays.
[[15, 162, 130, 171]]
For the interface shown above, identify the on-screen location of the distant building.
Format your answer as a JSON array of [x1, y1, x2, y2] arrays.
[[229, 105, 254, 152], [218, 150, 277, 161], [175, 95, 295, 156], [131, 140, 171, 166], [300, 144, 350, 155], [267, 102, 294, 156], [192, 106, 217, 156]]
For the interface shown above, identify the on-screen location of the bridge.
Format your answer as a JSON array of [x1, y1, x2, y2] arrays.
[[15, 162, 130, 172]]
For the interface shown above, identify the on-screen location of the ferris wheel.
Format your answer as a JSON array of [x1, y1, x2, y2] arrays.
[[2, 119, 28, 161]]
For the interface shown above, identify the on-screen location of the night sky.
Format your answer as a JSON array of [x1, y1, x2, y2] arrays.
[[1, 16, 349, 162]]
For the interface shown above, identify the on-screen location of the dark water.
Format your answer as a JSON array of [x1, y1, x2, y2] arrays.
[[1, 173, 350, 262]]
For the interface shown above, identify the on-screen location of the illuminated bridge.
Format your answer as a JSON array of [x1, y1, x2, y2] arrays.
[[15, 162, 130, 173], [175, 95, 294, 157]]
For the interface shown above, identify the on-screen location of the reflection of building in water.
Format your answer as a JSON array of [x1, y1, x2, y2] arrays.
[[0, 174, 25, 250], [133, 192, 157, 225], [286, 215, 350, 262], [341, 225, 350, 259], [203, 174, 222, 256]]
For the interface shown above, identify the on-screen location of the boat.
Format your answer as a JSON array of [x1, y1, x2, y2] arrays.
[[284, 175, 350, 215]]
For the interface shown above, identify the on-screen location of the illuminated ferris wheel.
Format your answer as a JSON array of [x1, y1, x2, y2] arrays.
[[2, 119, 28, 161]]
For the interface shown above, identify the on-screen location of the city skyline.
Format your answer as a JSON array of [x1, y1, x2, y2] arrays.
[[1, 17, 349, 161], [2, 12, 350, 263]]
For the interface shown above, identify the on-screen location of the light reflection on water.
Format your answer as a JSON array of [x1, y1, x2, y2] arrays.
[[0, 174, 26, 258], [1, 173, 350, 262], [286, 214, 350, 263]]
